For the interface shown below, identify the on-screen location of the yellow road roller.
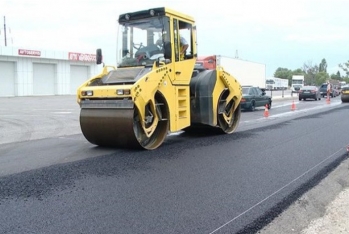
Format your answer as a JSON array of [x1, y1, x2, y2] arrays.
[[77, 7, 242, 150]]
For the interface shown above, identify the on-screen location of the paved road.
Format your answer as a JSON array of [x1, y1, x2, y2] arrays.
[[0, 95, 348, 233], [259, 155, 349, 234]]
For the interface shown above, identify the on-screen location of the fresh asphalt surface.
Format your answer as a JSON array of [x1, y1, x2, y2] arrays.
[[0, 93, 348, 234]]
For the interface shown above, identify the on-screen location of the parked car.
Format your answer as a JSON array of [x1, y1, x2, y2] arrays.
[[298, 86, 321, 101], [341, 84, 349, 102], [240, 86, 272, 111], [319, 83, 337, 98]]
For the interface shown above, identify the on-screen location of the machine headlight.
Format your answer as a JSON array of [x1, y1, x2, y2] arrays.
[[81, 90, 93, 96], [149, 9, 155, 16], [125, 14, 130, 20], [117, 89, 130, 95]]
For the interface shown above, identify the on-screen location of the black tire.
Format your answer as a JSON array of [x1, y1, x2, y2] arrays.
[[250, 101, 256, 111], [342, 95, 349, 102], [268, 100, 272, 109], [299, 97, 302, 101]]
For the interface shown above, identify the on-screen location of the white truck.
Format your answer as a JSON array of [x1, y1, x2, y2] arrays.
[[339, 81, 346, 88], [266, 77, 288, 90], [197, 55, 266, 88], [291, 75, 304, 94], [279, 78, 288, 90]]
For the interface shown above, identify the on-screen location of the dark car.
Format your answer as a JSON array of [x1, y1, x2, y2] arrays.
[[240, 86, 272, 111], [341, 84, 349, 102], [298, 85, 321, 101], [319, 83, 337, 98]]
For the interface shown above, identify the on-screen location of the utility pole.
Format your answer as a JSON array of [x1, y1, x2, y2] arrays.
[[4, 16, 7, 46]]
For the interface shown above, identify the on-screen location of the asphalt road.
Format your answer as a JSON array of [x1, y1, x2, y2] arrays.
[[0, 95, 348, 234]]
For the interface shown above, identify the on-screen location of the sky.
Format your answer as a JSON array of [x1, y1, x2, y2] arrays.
[[1, 0, 349, 77]]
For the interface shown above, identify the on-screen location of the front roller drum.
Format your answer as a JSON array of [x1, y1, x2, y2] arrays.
[[80, 106, 169, 150], [218, 101, 241, 134]]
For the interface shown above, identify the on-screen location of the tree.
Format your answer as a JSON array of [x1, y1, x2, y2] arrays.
[[292, 68, 304, 75], [339, 60, 349, 77], [302, 61, 319, 85], [319, 58, 327, 73], [274, 67, 293, 79], [315, 72, 329, 85], [274, 67, 293, 86], [330, 71, 341, 80]]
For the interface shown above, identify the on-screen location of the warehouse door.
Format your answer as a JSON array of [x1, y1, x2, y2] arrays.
[[0, 61, 16, 96], [33, 63, 56, 95], [70, 65, 89, 94]]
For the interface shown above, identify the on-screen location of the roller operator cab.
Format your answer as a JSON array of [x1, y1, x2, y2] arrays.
[[77, 7, 242, 150]]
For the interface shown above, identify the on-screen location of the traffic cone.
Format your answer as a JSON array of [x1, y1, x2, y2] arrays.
[[291, 100, 296, 111], [263, 104, 269, 117], [326, 95, 330, 104]]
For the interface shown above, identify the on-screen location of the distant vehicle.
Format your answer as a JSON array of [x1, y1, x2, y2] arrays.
[[319, 83, 337, 98], [298, 86, 321, 101], [196, 55, 266, 88], [341, 84, 349, 102], [240, 86, 272, 111], [291, 75, 304, 94], [339, 81, 346, 88], [266, 77, 288, 90], [279, 78, 289, 90]]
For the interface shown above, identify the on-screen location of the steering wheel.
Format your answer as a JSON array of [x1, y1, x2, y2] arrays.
[[133, 42, 144, 50]]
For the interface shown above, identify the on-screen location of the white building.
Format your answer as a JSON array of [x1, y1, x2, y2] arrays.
[[0, 46, 99, 97]]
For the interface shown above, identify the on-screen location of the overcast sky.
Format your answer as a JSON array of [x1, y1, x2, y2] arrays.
[[1, 0, 348, 77]]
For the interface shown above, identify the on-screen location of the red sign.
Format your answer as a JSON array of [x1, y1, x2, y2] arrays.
[[68, 52, 96, 62], [18, 49, 41, 56]]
